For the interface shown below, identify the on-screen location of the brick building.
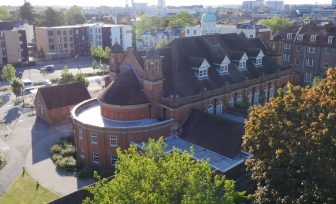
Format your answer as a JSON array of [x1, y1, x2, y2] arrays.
[[34, 82, 91, 125], [72, 33, 296, 170], [272, 23, 336, 85]]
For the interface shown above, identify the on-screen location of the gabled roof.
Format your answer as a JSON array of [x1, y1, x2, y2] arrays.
[[97, 68, 149, 106], [111, 42, 123, 53], [181, 109, 244, 159], [37, 82, 90, 109]]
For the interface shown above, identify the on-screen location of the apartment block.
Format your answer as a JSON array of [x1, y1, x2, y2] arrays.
[[0, 30, 28, 66]]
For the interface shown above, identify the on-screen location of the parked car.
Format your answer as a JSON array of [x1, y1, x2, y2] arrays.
[[22, 79, 34, 90], [16, 71, 23, 79], [40, 65, 54, 72], [41, 79, 52, 87]]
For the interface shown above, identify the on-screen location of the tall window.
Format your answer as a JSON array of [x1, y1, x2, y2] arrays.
[[296, 34, 303, 41], [216, 101, 223, 114], [283, 54, 290, 62], [207, 104, 214, 114], [79, 128, 83, 140], [110, 135, 118, 147], [92, 153, 99, 164], [198, 68, 208, 79], [228, 97, 234, 107], [248, 92, 252, 104], [307, 47, 315, 53], [306, 58, 314, 67], [256, 57, 262, 66], [236, 95, 243, 104], [80, 149, 85, 159], [287, 33, 292, 39], [254, 89, 259, 104], [91, 132, 97, 144], [284, 44, 291, 49], [304, 72, 312, 83], [111, 155, 118, 167], [264, 87, 269, 102], [328, 36, 333, 44], [310, 35, 317, 42], [269, 85, 275, 99]]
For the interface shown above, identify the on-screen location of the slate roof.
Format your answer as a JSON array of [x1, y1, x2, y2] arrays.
[[97, 68, 149, 105], [156, 33, 286, 97], [111, 42, 123, 53], [180, 109, 244, 159], [37, 82, 90, 110], [146, 48, 160, 60]]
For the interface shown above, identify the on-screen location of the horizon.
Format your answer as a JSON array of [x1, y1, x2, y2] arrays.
[[0, 0, 332, 7]]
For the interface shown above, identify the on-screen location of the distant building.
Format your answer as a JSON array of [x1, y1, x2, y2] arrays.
[[158, 0, 165, 8], [333, 0, 336, 7], [273, 23, 336, 85], [241, 0, 263, 10], [312, 7, 336, 17], [265, 0, 284, 11], [34, 82, 91, 125], [139, 27, 183, 50]]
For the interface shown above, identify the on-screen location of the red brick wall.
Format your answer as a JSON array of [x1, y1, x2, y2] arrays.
[[100, 103, 150, 120]]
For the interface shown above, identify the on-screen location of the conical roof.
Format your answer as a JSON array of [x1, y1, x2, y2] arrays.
[[98, 68, 149, 105], [111, 42, 124, 53]]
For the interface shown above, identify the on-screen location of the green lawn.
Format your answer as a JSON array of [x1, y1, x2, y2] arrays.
[[0, 173, 59, 204]]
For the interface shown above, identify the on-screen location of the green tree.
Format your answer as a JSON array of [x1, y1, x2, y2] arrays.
[[135, 14, 166, 38], [58, 66, 74, 84], [2, 64, 16, 82], [74, 73, 89, 87], [65, 5, 85, 25], [259, 18, 291, 35], [243, 68, 336, 203], [11, 79, 23, 98], [37, 7, 64, 27], [0, 6, 11, 20], [84, 137, 245, 204], [156, 39, 172, 49], [168, 10, 197, 27], [20, 2, 35, 22]]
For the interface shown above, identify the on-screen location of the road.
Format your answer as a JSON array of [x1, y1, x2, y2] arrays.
[[16, 56, 97, 83]]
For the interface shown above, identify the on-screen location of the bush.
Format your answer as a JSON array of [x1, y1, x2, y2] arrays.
[[50, 78, 59, 84], [55, 156, 77, 171], [75, 165, 95, 179], [62, 146, 76, 157], [51, 154, 62, 162], [50, 144, 62, 154]]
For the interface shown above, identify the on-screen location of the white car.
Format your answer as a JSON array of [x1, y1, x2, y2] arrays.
[[22, 79, 34, 90], [42, 79, 52, 87]]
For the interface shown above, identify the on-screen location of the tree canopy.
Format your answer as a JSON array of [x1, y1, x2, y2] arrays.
[[2, 64, 16, 82], [243, 68, 336, 203], [259, 18, 291, 35], [36, 7, 64, 27], [168, 11, 197, 27], [11, 79, 22, 97], [0, 6, 11, 21], [65, 5, 86, 25], [135, 14, 166, 37], [58, 66, 89, 87], [20, 2, 35, 22], [84, 137, 245, 204]]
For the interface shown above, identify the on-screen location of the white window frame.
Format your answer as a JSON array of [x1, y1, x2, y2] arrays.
[[296, 34, 303, 41], [264, 87, 268, 102], [219, 64, 229, 74], [111, 155, 118, 167], [92, 153, 99, 164], [287, 33, 292, 39], [228, 97, 234, 107], [207, 104, 214, 114], [236, 95, 243, 104], [254, 89, 259, 104], [304, 72, 312, 83], [248, 92, 252, 104], [79, 128, 83, 140], [239, 61, 246, 69], [307, 47, 315, 53], [110, 135, 118, 147], [216, 101, 223, 114], [269, 85, 275, 99], [310, 35, 317, 42], [284, 44, 291, 49], [283, 54, 290, 62], [306, 58, 314, 67], [256, 57, 262, 66], [91, 132, 97, 144], [80, 149, 85, 159], [198, 68, 208, 79], [328, 36, 333, 44]]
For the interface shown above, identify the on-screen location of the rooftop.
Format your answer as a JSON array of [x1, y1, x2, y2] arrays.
[[74, 101, 160, 128]]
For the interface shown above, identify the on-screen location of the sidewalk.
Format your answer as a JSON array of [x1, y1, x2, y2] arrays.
[[25, 129, 95, 196]]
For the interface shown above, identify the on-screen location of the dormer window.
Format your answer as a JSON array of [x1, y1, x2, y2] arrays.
[[255, 50, 264, 67], [191, 58, 210, 80], [287, 33, 292, 40], [328, 36, 333, 44], [296, 34, 303, 41], [238, 53, 248, 70], [199, 68, 208, 79], [217, 55, 230, 75], [310, 35, 317, 42]]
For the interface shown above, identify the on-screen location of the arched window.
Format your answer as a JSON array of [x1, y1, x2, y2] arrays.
[[264, 87, 268, 102], [228, 97, 234, 107], [248, 92, 252, 104], [254, 89, 259, 104], [207, 104, 214, 114], [236, 95, 243, 104], [269, 85, 275, 99], [216, 101, 223, 114]]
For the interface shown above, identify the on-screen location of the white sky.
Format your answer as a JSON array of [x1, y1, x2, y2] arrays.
[[0, 0, 332, 7]]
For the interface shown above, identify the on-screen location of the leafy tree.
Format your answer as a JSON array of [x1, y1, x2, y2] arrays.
[[135, 14, 166, 37], [20, 2, 35, 22], [36, 7, 64, 27], [84, 137, 245, 204], [156, 39, 172, 49], [0, 6, 11, 20], [243, 68, 336, 203], [259, 18, 291, 35], [90, 47, 111, 61], [168, 10, 197, 27], [74, 73, 89, 87], [11, 79, 23, 98], [2, 64, 16, 82], [58, 66, 74, 84], [65, 5, 85, 25]]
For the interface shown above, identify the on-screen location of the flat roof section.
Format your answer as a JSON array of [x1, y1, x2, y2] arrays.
[[75, 102, 160, 128]]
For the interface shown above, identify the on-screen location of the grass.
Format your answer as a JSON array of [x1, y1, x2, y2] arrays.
[[0, 173, 59, 204]]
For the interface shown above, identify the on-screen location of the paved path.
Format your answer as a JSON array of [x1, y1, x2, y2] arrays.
[[25, 129, 95, 196]]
